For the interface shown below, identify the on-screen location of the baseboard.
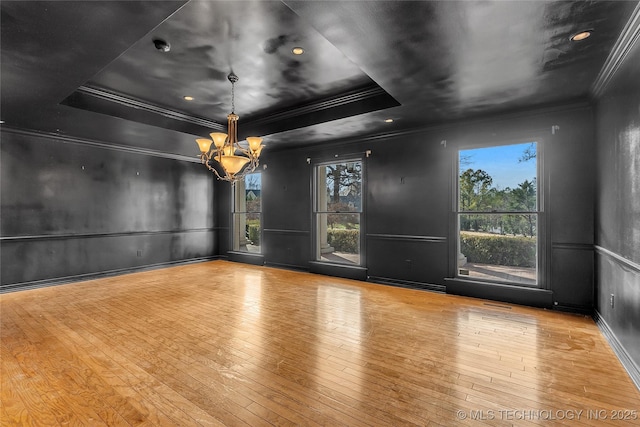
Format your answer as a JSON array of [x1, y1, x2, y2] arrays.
[[552, 304, 593, 315], [367, 276, 445, 293], [444, 277, 554, 308], [264, 261, 309, 272], [594, 310, 640, 391], [0, 256, 219, 294], [309, 261, 367, 281], [227, 251, 265, 266]]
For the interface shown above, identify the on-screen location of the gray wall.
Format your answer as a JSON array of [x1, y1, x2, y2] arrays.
[[594, 38, 640, 382], [222, 103, 596, 311], [3, 101, 598, 314], [1, 129, 216, 291]]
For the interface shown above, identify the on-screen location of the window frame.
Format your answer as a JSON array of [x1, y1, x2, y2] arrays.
[[453, 139, 546, 288], [312, 157, 364, 267], [231, 172, 262, 254]]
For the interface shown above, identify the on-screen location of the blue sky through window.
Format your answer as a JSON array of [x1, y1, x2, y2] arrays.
[[460, 142, 536, 190], [245, 172, 261, 190]]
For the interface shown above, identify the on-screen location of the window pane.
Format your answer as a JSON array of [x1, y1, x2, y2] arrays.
[[318, 162, 362, 213], [244, 173, 261, 213], [458, 214, 537, 285], [317, 213, 360, 265], [233, 213, 261, 253], [459, 143, 537, 212], [234, 173, 261, 253]]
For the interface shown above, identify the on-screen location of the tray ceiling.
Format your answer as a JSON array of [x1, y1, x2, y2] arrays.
[[1, 1, 637, 154]]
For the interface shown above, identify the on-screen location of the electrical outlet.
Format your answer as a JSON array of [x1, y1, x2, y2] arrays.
[[137, 250, 142, 257], [610, 294, 615, 308]]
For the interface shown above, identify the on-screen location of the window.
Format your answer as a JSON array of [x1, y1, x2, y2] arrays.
[[457, 142, 539, 286], [314, 160, 362, 265], [233, 173, 261, 253]]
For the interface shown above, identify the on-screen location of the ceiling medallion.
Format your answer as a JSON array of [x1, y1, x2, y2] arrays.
[[195, 72, 264, 184]]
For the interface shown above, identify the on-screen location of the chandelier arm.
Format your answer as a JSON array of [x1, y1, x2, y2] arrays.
[[203, 158, 216, 172], [212, 169, 226, 181], [200, 152, 215, 164], [206, 148, 255, 182], [232, 167, 251, 182], [203, 157, 230, 181]]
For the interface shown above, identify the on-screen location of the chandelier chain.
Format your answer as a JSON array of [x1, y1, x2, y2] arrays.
[[231, 80, 235, 113]]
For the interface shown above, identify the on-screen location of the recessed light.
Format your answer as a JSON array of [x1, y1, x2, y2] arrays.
[[384, 118, 394, 123], [153, 38, 171, 52], [183, 96, 194, 101], [0, 120, 4, 124], [292, 47, 305, 55], [570, 30, 592, 41]]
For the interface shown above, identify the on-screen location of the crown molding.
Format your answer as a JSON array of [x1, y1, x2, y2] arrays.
[[65, 82, 398, 140], [591, 1, 640, 98], [1, 127, 200, 163], [244, 84, 391, 127], [267, 99, 592, 154], [75, 85, 225, 131]]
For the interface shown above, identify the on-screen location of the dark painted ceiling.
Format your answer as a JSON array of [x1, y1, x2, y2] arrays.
[[1, 1, 637, 156]]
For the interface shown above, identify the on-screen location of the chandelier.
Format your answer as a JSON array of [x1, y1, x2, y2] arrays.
[[196, 72, 264, 183]]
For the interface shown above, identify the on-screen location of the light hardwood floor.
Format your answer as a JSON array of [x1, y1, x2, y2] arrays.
[[2, 261, 639, 426]]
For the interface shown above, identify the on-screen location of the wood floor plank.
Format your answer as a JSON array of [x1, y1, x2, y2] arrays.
[[5, 304, 130, 426], [1, 323, 63, 426], [64, 307, 258, 427], [33, 304, 207, 427], [1, 344, 40, 426], [2, 260, 640, 426]]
